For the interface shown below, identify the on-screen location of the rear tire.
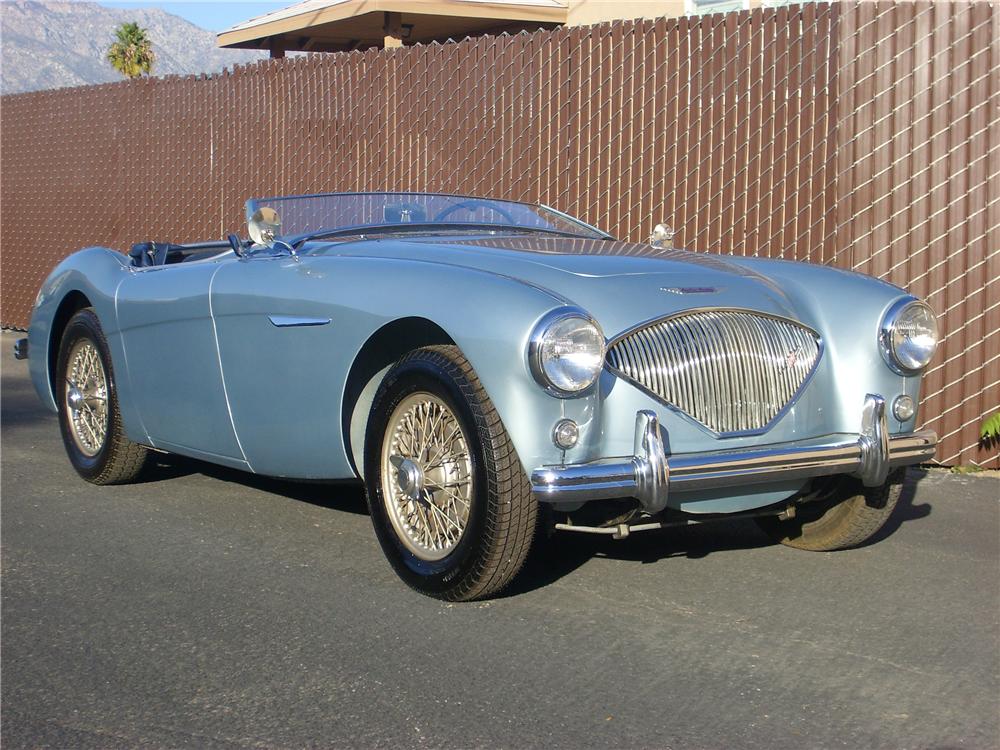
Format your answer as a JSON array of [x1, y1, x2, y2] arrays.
[[755, 471, 904, 551], [56, 308, 148, 484], [364, 345, 537, 601]]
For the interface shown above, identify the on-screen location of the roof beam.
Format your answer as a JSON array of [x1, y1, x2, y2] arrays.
[[217, 0, 568, 49], [383, 11, 403, 48]]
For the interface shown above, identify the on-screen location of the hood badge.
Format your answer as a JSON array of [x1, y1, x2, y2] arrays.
[[660, 286, 723, 295]]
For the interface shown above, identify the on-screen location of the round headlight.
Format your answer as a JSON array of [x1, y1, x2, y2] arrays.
[[881, 298, 939, 373], [529, 310, 605, 395]]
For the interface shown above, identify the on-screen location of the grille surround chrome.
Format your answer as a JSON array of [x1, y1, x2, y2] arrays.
[[606, 308, 823, 436]]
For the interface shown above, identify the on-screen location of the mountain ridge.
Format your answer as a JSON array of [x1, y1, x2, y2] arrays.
[[1, 0, 267, 94]]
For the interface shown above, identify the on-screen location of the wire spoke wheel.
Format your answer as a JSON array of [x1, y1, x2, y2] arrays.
[[64, 339, 109, 457], [380, 392, 472, 561], [366, 345, 536, 600], [56, 308, 148, 484]]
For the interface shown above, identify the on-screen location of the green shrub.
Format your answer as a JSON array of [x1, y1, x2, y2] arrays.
[[981, 412, 1000, 442]]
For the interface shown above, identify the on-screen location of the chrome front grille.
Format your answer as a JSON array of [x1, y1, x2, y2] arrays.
[[606, 310, 822, 435]]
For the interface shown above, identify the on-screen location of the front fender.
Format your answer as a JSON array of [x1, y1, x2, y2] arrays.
[[727, 257, 925, 434], [328, 256, 598, 477]]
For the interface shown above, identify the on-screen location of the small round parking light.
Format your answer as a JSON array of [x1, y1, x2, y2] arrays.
[[552, 419, 580, 450], [893, 395, 916, 422]]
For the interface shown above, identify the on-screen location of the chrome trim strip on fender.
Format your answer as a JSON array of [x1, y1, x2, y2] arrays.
[[531, 394, 937, 511], [267, 315, 331, 327]]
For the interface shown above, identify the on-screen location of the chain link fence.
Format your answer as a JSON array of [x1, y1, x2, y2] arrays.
[[1, 1, 996, 466]]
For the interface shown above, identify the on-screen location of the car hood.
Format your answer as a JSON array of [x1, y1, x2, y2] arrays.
[[329, 235, 804, 336]]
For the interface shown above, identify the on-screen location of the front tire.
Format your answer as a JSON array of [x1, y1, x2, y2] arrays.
[[364, 345, 537, 601], [56, 308, 148, 484], [755, 471, 904, 551]]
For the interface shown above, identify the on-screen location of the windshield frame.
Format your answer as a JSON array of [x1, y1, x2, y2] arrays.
[[244, 191, 614, 244]]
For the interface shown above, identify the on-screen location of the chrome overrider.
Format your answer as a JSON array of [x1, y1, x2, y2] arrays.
[[530, 394, 937, 514]]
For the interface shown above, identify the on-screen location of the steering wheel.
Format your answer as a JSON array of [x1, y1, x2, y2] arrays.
[[433, 199, 516, 224]]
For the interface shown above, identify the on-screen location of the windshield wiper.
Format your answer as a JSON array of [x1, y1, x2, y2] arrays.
[[288, 222, 601, 248]]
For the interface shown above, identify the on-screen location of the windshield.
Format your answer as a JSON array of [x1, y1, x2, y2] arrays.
[[244, 192, 608, 242]]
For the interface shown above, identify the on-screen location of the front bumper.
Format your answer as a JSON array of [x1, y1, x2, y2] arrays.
[[531, 394, 937, 513]]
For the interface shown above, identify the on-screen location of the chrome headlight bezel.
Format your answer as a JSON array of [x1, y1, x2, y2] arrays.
[[528, 308, 606, 397], [879, 297, 939, 375]]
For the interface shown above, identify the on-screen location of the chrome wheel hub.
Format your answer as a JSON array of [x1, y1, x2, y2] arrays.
[[393, 456, 425, 501], [380, 392, 473, 561], [67, 385, 85, 410], [64, 339, 109, 457]]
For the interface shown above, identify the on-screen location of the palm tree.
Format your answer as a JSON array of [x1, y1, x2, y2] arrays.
[[106, 22, 155, 79]]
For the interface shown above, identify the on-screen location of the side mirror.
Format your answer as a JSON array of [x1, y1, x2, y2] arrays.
[[649, 223, 675, 249], [227, 233, 247, 258], [248, 207, 281, 247]]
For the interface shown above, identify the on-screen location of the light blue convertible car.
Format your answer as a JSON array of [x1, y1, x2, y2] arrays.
[[18, 192, 939, 600]]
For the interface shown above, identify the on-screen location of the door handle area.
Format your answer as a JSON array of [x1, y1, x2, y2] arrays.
[[267, 315, 331, 327]]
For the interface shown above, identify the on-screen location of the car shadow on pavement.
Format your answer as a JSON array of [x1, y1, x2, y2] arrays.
[[505, 519, 775, 597], [506, 467, 933, 596], [138, 453, 933, 596], [140, 453, 370, 515]]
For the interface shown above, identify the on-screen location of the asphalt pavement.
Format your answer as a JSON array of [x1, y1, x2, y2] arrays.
[[2, 330, 998, 749]]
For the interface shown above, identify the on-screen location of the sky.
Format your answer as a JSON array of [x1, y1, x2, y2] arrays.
[[97, 1, 293, 32]]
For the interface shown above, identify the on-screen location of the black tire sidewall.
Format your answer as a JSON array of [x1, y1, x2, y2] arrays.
[[56, 309, 118, 481], [364, 355, 492, 596]]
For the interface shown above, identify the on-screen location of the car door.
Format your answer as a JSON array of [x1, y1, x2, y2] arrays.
[[209, 253, 359, 478], [116, 259, 246, 466]]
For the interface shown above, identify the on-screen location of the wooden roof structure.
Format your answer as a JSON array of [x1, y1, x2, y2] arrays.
[[217, 0, 568, 56]]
